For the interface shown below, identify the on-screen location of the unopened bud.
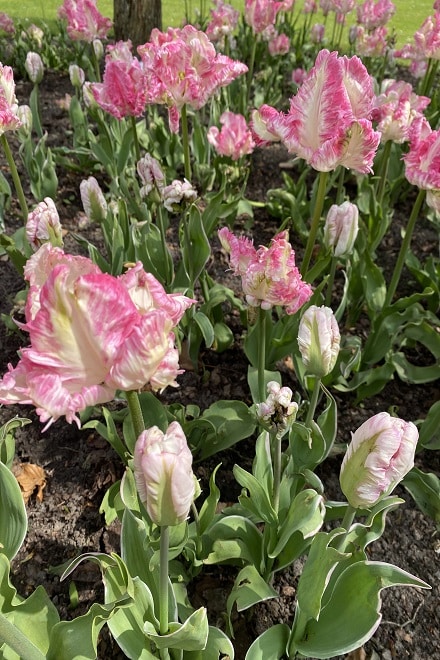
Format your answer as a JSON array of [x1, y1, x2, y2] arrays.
[[297, 305, 340, 378], [25, 52, 44, 84], [256, 381, 298, 435], [323, 201, 359, 258], [80, 176, 108, 223], [26, 197, 63, 250]]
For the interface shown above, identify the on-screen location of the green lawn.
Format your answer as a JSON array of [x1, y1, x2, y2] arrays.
[[0, 0, 435, 46]]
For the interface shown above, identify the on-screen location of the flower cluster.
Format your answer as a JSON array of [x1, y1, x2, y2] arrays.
[[252, 49, 381, 173], [206, 0, 240, 45], [219, 228, 312, 314], [372, 79, 430, 144], [138, 26, 248, 133], [58, 0, 112, 42], [356, 0, 396, 31], [0, 246, 195, 429]]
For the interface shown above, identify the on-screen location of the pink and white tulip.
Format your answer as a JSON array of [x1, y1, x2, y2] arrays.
[[26, 198, 63, 250], [356, 0, 396, 31], [25, 52, 44, 84], [414, 13, 440, 60], [372, 79, 430, 144], [134, 422, 196, 527], [256, 381, 298, 434], [206, 0, 240, 44], [297, 305, 341, 378], [323, 201, 359, 257], [244, 0, 285, 34], [80, 176, 108, 223], [58, 0, 112, 42], [0, 12, 14, 35], [207, 111, 255, 160], [0, 246, 195, 428], [404, 117, 440, 214], [0, 64, 21, 135], [218, 228, 312, 314], [137, 154, 165, 197], [162, 179, 198, 212], [340, 412, 418, 508]]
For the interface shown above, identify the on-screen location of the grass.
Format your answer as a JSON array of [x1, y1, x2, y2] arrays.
[[0, 0, 435, 47]]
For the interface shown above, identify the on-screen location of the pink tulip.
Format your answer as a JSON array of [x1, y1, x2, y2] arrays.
[[58, 0, 112, 43], [134, 422, 195, 526], [323, 201, 359, 257], [310, 23, 325, 44], [291, 67, 308, 87], [138, 25, 247, 133], [268, 32, 290, 56], [0, 64, 21, 135], [0, 245, 195, 428], [251, 104, 285, 146], [80, 176, 108, 222], [372, 79, 430, 144], [332, 0, 356, 16], [137, 154, 165, 197], [303, 0, 318, 13], [244, 0, 285, 34], [26, 198, 63, 250], [414, 13, 440, 60], [207, 111, 255, 160], [162, 179, 198, 212], [25, 52, 44, 84], [0, 12, 15, 35], [403, 117, 440, 214], [206, 0, 240, 44], [218, 228, 312, 314], [340, 412, 418, 508], [257, 49, 381, 173], [356, 0, 396, 32], [297, 305, 341, 377], [90, 40, 148, 119], [355, 25, 389, 57]]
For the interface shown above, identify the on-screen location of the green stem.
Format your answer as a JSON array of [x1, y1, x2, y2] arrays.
[[191, 501, 202, 556], [0, 612, 46, 660], [325, 256, 337, 307], [305, 377, 321, 429], [130, 115, 141, 163], [159, 525, 171, 660], [374, 139, 392, 208], [333, 504, 357, 551], [272, 431, 282, 514], [384, 188, 426, 307], [181, 104, 192, 181], [335, 166, 345, 205], [246, 36, 258, 112], [302, 170, 329, 278], [125, 390, 145, 439], [0, 134, 29, 222], [257, 306, 267, 403]]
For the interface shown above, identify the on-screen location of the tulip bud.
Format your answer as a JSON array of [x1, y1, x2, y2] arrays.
[[80, 176, 108, 223], [17, 104, 33, 135], [162, 179, 198, 212], [323, 202, 359, 258], [340, 412, 418, 509], [137, 153, 165, 198], [92, 38, 104, 60], [26, 197, 63, 250], [297, 305, 340, 378], [256, 381, 298, 435], [133, 422, 196, 527], [69, 64, 85, 89], [25, 52, 44, 84]]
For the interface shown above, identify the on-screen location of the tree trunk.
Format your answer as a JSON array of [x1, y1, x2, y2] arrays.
[[113, 0, 162, 49]]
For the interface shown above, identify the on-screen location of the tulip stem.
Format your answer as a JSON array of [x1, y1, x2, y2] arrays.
[[125, 390, 145, 440], [130, 115, 141, 163], [257, 306, 267, 404], [0, 612, 46, 660], [333, 504, 357, 551], [374, 140, 392, 212], [384, 188, 426, 307], [302, 170, 329, 279], [305, 377, 321, 429], [0, 134, 29, 222], [272, 432, 282, 514], [325, 256, 337, 307], [159, 524, 170, 657], [181, 104, 192, 181]]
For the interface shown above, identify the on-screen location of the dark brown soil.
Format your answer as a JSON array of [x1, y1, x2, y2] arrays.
[[0, 70, 439, 660]]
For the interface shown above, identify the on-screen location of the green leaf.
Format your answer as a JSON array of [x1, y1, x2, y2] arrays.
[[418, 400, 440, 450], [197, 400, 256, 460], [245, 623, 290, 660], [247, 366, 281, 405], [269, 490, 325, 558], [226, 565, 278, 621], [204, 516, 263, 567], [0, 462, 27, 560], [181, 205, 210, 286], [289, 560, 430, 659], [83, 406, 128, 463], [359, 251, 386, 312], [198, 464, 221, 536], [402, 467, 440, 524], [193, 311, 215, 348], [99, 479, 124, 525], [145, 607, 208, 651], [0, 417, 31, 470], [184, 625, 234, 660], [233, 464, 277, 525]]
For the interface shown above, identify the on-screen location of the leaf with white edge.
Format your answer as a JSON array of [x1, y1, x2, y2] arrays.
[[184, 625, 234, 660], [204, 515, 263, 567], [402, 467, 440, 524], [227, 565, 278, 623], [245, 623, 290, 660], [0, 461, 27, 560], [233, 464, 277, 525], [289, 561, 431, 659], [145, 607, 209, 651], [269, 490, 325, 558], [0, 417, 31, 469]]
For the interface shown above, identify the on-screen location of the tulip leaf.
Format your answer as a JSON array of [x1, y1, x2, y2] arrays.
[[402, 467, 440, 524], [184, 625, 235, 660], [204, 515, 263, 567], [247, 366, 281, 405], [289, 560, 430, 659], [359, 251, 386, 312], [145, 607, 208, 651], [197, 400, 256, 460], [198, 464, 221, 536], [418, 400, 440, 450], [226, 565, 278, 622], [0, 461, 27, 560], [180, 204, 210, 286], [245, 623, 290, 660], [0, 417, 31, 470], [269, 493, 326, 560], [0, 554, 59, 659], [234, 464, 277, 525]]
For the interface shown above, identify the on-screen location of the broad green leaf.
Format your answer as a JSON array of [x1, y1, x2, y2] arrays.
[[0, 417, 31, 470], [198, 464, 221, 536], [234, 464, 277, 525], [359, 251, 386, 312], [181, 205, 210, 285], [402, 467, 440, 524], [99, 479, 124, 526], [193, 311, 215, 348], [269, 490, 325, 559], [83, 406, 128, 463], [0, 462, 27, 560], [0, 554, 59, 659], [184, 625, 234, 660], [245, 623, 290, 660], [226, 565, 278, 622], [289, 561, 430, 659], [418, 400, 440, 449], [197, 400, 256, 460], [247, 366, 281, 405], [204, 516, 263, 567], [145, 607, 208, 651]]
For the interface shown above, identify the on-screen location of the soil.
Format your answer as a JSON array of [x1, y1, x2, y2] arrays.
[[0, 69, 439, 660]]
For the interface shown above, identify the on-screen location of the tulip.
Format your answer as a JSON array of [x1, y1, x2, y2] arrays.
[[256, 381, 298, 435], [0, 64, 21, 135], [162, 179, 198, 212], [137, 154, 165, 197], [80, 176, 108, 223], [323, 201, 359, 257], [25, 52, 44, 84], [58, 0, 112, 43], [356, 0, 396, 31], [0, 12, 15, 35], [244, 0, 284, 34], [206, 0, 240, 45], [26, 197, 63, 250], [69, 64, 85, 88], [207, 111, 255, 160], [297, 305, 340, 378], [372, 79, 430, 144], [340, 412, 418, 509], [219, 228, 312, 314], [403, 117, 440, 214], [133, 422, 195, 526]]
